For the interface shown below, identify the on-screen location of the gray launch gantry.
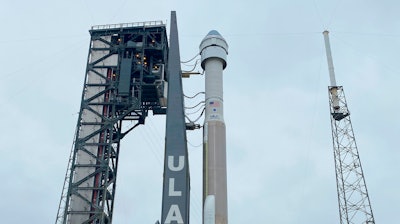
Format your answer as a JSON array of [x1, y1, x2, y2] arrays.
[[55, 12, 190, 224]]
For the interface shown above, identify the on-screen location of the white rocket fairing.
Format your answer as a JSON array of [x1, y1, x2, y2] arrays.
[[200, 30, 228, 224]]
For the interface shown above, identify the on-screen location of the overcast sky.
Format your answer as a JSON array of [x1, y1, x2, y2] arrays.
[[1, 1, 399, 223]]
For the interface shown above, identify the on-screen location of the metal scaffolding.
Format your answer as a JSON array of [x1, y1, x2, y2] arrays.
[[55, 21, 169, 224]]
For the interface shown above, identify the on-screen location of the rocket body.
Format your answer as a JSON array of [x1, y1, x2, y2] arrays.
[[200, 30, 228, 224]]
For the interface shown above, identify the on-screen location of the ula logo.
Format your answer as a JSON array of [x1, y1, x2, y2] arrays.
[[164, 155, 184, 224]]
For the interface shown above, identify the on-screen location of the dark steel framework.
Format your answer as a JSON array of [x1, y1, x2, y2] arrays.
[[328, 86, 375, 224], [56, 21, 169, 224]]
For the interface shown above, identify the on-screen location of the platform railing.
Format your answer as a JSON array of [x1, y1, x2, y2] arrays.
[[91, 20, 164, 30]]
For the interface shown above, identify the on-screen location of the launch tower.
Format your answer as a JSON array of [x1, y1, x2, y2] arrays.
[[55, 20, 169, 223]]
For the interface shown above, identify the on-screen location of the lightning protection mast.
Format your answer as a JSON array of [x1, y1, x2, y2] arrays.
[[323, 30, 375, 224]]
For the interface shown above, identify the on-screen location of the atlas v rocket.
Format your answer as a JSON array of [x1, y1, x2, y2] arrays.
[[200, 30, 228, 224]]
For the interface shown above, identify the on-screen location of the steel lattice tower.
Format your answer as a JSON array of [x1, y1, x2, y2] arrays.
[[328, 86, 375, 224], [324, 31, 375, 224]]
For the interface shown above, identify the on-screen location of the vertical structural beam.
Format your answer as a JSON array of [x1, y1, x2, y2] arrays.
[[200, 30, 228, 224], [323, 30, 337, 86], [161, 11, 190, 224], [323, 30, 340, 111]]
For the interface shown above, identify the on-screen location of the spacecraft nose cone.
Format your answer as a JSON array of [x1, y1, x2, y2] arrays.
[[200, 30, 228, 50], [207, 30, 221, 36], [203, 30, 225, 41]]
